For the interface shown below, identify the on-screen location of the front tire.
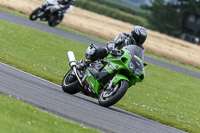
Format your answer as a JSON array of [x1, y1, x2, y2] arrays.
[[30, 7, 42, 21], [62, 70, 79, 94], [98, 80, 129, 107]]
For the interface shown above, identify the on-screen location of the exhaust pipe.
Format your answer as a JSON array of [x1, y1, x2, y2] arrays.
[[67, 51, 83, 86], [67, 51, 77, 67]]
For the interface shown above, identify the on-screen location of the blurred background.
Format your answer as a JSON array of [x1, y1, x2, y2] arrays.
[[75, 0, 200, 45]]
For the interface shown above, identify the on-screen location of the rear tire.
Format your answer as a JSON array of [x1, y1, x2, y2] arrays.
[[30, 7, 42, 21], [62, 70, 79, 94], [48, 14, 63, 27], [98, 80, 129, 107], [48, 21, 59, 27]]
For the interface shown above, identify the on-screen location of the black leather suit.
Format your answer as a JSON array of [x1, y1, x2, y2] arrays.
[[87, 33, 144, 61]]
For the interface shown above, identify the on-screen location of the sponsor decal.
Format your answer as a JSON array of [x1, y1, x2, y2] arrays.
[[136, 60, 141, 66], [85, 80, 89, 87], [88, 72, 93, 79], [134, 55, 138, 58], [108, 63, 115, 71], [129, 54, 132, 59], [88, 86, 92, 92]]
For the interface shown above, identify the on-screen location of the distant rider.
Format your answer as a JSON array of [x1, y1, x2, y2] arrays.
[[78, 25, 148, 69], [57, 0, 75, 13], [40, 0, 75, 22]]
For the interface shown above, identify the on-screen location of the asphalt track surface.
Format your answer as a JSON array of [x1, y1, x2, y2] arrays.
[[0, 10, 196, 132]]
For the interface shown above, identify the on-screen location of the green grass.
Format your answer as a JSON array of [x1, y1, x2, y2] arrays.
[[145, 52, 200, 73], [0, 94, 100, 133], [1, 19, 200, 133]]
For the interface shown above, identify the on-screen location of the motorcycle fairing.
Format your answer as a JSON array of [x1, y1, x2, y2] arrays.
[[85, 70, 101, 95]]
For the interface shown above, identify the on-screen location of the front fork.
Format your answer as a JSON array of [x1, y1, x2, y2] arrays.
[[72, 66, 83, 86]]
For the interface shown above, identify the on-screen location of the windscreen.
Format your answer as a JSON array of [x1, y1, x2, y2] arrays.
[[124, 45, 144, 61]]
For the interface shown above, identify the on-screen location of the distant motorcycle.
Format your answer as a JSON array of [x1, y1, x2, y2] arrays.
[[62, 44, 146, 107], [29, 0, 72, 27]]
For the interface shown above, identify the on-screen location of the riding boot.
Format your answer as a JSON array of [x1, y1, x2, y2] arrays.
[[77, 59, 91, 70]]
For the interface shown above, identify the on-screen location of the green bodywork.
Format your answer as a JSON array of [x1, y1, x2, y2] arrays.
[[85, 47, 145, 96], [85, 70, 101, 95]]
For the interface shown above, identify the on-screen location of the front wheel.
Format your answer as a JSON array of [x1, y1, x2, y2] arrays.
[[98, 80, 129, 107], [30, 7, 42, 21], [62, 70, 79, 94]]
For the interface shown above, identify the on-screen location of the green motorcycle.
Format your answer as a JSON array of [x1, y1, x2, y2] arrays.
[[62, 44, 146, 107]]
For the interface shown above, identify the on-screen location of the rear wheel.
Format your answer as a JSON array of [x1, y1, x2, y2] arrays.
[[30, 7, 42, 21], [48, 21, 59, 27], [98, 80, 129, 107], [48, 15, 63, 27], [62, 70, 79, 94]]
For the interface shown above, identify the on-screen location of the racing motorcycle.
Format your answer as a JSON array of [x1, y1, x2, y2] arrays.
[[62, 44, 146, 107], [29, 0, 72, 27]]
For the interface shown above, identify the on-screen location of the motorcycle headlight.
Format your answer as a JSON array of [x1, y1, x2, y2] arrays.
[[134, 68, 142, 76], [129, 62, 135, 71]]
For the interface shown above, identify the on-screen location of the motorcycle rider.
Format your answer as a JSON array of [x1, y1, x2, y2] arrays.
[[41, 0, 75, 22], [57, 0, 75, 13], [78, 25, 147, 69]]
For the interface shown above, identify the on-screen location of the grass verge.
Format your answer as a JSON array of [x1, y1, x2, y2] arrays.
[[0, 19, 200, 133], [0, 94, 100, 133]]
